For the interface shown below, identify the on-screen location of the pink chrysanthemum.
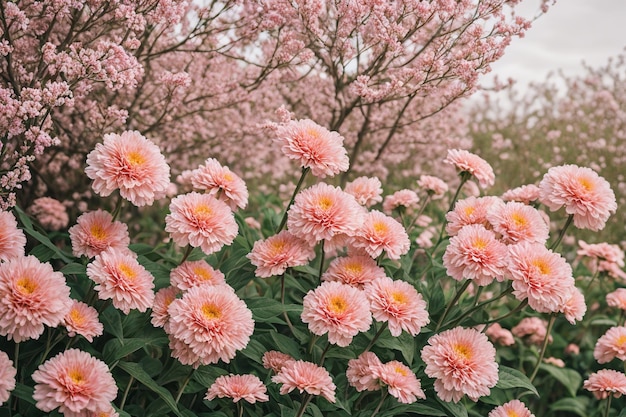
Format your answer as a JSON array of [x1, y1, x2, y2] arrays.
[[69, 210, 130, 258], [63, 300, 103, 342], [421, 326, 499, 403], [85, 404, 119, 417], [511, 317, 552, 346], [376, 361, 425, 404], [543, 357, 565, 368], [484, 323, 515, 346], [344, 176, 383, 207], [560, 287, 586, 324], [85, 130, 170, 207], [321, 255, 387, 289], [170, 260, 226, 291], [0, 350, 16, 406], [274, 119, 349, 178], [443, 224, 509, 286], [151, 286, 180, 330], [444, 149, 495, 189], [502, 184, 541, 204], [0, 210, 26, 262], [167, 284, 254, 367], [417, 175, 449, 199], [539, 164, 617, 231], [382, 190, 420, 215], [272, 360, 336, 403], [205, 374, 269, 403], [301, 281, 371, 347], [247, 230, 315, 278], [583, 369, 626, 399], [165, 192, 238, 255], [0, 255, 71, 342], [507, 242, 575, 313], [86, 249, 155, 314], [346, 352, 383, 392], [365, 277, 429, 337], [32, 349, 117, 417], [352, 210, 410, 260], [577, 240, 624, 265], [594, 326, 626, 364], [607, 288, 626, 310], [488, 399, 535, 417], [445, 196, 504, 236], [487, 201, 549, 245], [287, 183, 364, 245], [262, 351, 296, 373], [28, 197, 69, 231], [191, 158, 249, 210]]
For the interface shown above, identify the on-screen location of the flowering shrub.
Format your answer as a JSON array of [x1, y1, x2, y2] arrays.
[[1, 123, 625, 417]]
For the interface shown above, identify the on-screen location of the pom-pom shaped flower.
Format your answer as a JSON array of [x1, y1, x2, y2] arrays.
[[85, 130, 170, 206], [263, 351, 296, 373], [484, 323, 515, 346], [445, 196, 504, 236], [507, 242, 575, 313], [488, 400, 535, 417], [502, 184, 541, 204], [63, 300, 103, 342], [444, 149, 495, 188], [607, 288, 626, 310], [559, 287, 586, 324], [69, 210, 130, 258], [583, 369, 626, 399], [170, 260, 226, 291], [301, 281, 372, 347], [0, 210, 26, 262], [382, 190, 419, 215], [511, 317, 551, 346], [594, 326, 626, 364], [421, 326, 499, 403], [418, 175, 449, 199], [151, 286, 180, 330], [247, 230, 315, 278], [165, 192, 238, 255], [0, 350, 16, 406], [539, 164, 616, 231], [28, 197, 69, 231], [346, 352, 383, 392], [376, 361, 425, 404], [0, 255, 71, 342], [167, 284, 254, 367], [274, 119, 349, 178], [487, 201, 549, 245], [322, 255, 387, 289], [287, 183, 364, 245], [442, 224, 509, 286], [87, 249, 155, 314], [191, 158, 249, 210], [272, 360, 336, 403], [365, 277, 429, 337], [205, 374, 269, 404], [577, 240, 624, 265], [344, 176, 383, 207], [32, 349, 117, 417], [352, 210, 410, 260]]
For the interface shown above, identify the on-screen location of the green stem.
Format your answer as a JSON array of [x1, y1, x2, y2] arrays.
[[448, 285, 514, 328], [363, 322, 388, 353], [529, 314, 556, 383], [430, 172, 470, 255], [406, 194, 432, 234], [370, 389, 388, 417], [179, 245, 193, 264], [276, 167, 310, 233], [584, 265, 601, 292], [294, 394, 313, 417], [318, 341, 331, 366], [435, 280, 472, 332], [483, 299, 528, 327], [280, 274, 296, 336], [238, 401, 244, 417], [175, 370, 194, 403], [318, 239, 326, 283], [604, 394, 612, 417], [549, 214, 574, 251], [111, 194, 124, 221], [119, 376, 134, 410]]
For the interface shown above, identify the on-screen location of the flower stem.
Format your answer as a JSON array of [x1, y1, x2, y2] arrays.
[[294, 393, 313, 417], [180, 245, 193, 264], [448, 285, 514, 328], [120, 376, 134, 410], [436, 280, 471, 332], [318, 341, 331, 366], [370, 389, 388, 417], [604, 394, 613, 417], [549, 214, 574, 251], [431, 173, 470, 255], [363, 322, 388, 353], [238, 401, 244, 417], [111, 195, 124, 221], [406, 194, 432, 234], [175, 370, 194, 403], [276, 167, 310, 233], [318, 239, 326, 283], [529, 313, 556, 383]]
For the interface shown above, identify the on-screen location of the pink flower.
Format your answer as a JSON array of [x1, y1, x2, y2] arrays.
[[507, 242, 575, 313], [287, 183, 364, 245], [583, 369, 626, 399], [488, 400, 535, 417], [0, 350, 16, 406], [32, 349, 117, 417], [594, 326, 626, 364], [86, 249, 155, 314], [170, 260, 226, 291], [167, 284, 254, 366], [577, 240, 624, 265], [417, 175, 449, 199], [484, 323, 515, 346], [191, 158, 249, 210], [85, 404, 119, 417], [442, 224, 509, 286], [559, 287, 586, 324], [165, 192, 238, 255], [487, 202, 549, 245], [272, 360, 336, 403], [444, 149, 495, 189], [263, 351, 296, 373], [539, 164, 617, 231], [151, 286, 180, 330], [321, 255, 387, 289], [421, 327, 499, 403], [511, 317, 552, 346], [365, 277, 429, 337], [0, 210, 26, 262], [69, 210, 130, 258], [352, 210, 410, 260], [28, 197, 69, 231], [63, 300, 103, 342], [502, 184, 541, 204], [543, 357, 565, 368], [247, 230, 315, 278], [346, 352, 383, 392], [376, 361, 425, 404], [565, 343, 580, 355], [445, 196, 504, 236], [382, 190, 419, 214], [85, 130, 170, 206], [205, 374, 269, 403], [344, 176, 383, 207], [0, 255, 71, 342], [301, 281, 371, 347], [607, 288, 626, 310], [274, 119, 349, 178]]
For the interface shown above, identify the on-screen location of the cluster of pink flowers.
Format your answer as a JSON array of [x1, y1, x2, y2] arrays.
[[27, 197, 69, 231]]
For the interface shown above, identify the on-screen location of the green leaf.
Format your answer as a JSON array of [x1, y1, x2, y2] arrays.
[[14, 206, 72, 263], [269, 331, 303, 359], [61, 262, 87, 275], [12, 382, 35, 405], [538, 364, 582, 397], [101, 305, 124, 339], [246, 297, 302, 322], [438, 398, 468, 417], [103, 338, 149, 363], [550, 397, 589, 417], [495, 366, 539, 397], [374, 330, 415, 365], [240, 338, 266, 363]]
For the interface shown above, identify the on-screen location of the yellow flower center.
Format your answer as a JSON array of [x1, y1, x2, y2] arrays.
[[507, 411, 519, 417], [118, 263, 136, 280], [511, 211, 527, 227], [127, 151, 145, 167], [222, 172, 233, 182], [317, 196, 333, 211], [269, 239, 286, 256], [194, 203, 213, 220], [464, 206, 475, 216], [193, 266, 213, 282], [202, 303, 222, 320], [344, 262, 363, 274], [394, 365, 409, 376], [69, 307, 85, 325], [453, 342, 472, 360], [472, 237, 487, 250], [16, 277, 36, 295], [373, 221, 388, 234], [90, 223, 107, 240], [617, 335, 626, 347], [68, 369, 85, 385], [532, 258, 551, 275], [578, 176, 594, 192], [328, 296, 348, 314], [391, 290, 408, 305]]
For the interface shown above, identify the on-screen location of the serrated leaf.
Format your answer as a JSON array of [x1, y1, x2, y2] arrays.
[[495, 366, 539, 397]]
